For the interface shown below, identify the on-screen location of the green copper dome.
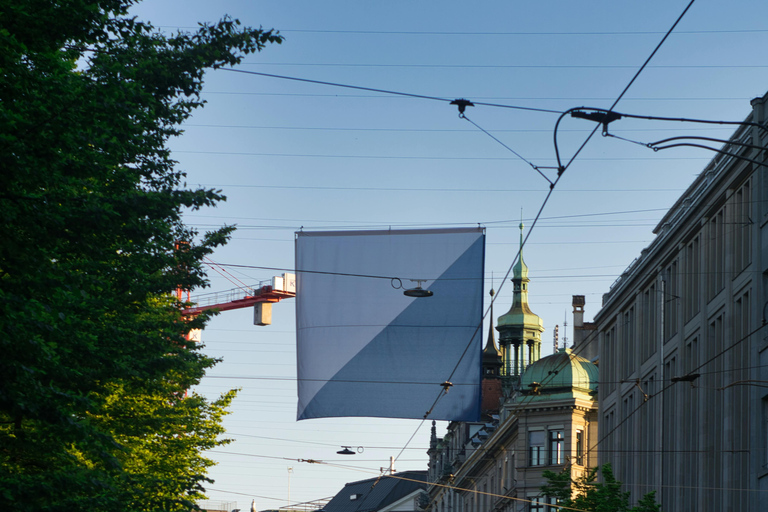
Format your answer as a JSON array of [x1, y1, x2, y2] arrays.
[[519, 348, 598, 397]]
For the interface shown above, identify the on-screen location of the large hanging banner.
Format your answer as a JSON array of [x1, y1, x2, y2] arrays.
[[295, 228, 485, 421]]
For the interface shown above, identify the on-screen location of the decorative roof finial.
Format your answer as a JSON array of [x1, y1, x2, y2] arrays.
[[513, 211, 529, 281]]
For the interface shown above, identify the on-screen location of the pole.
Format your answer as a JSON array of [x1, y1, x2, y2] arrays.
[[287, 466, 293, 506]]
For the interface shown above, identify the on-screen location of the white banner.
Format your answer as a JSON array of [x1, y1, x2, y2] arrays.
[[295, 228, 484, 421]]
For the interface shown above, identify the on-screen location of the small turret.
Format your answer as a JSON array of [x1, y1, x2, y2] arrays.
[[481, 288, 504, 416], [496, 222, 545, 380], [483, 288, 502, 377]]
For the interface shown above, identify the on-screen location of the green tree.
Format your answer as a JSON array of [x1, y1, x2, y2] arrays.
[[541, 464, 660, 512], [0, 1, 281, 510]]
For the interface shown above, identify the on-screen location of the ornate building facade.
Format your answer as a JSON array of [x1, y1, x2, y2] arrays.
[[426, 226, 599, 512]]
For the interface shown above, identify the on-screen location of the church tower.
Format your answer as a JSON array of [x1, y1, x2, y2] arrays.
[[495, 222, 544, 381]]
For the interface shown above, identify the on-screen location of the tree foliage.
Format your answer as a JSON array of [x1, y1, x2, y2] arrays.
[[0, 1, 281, 510], [541, 464, 660, 512]]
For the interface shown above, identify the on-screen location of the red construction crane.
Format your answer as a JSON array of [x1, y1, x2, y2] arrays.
[[180, 273, 296, 326]]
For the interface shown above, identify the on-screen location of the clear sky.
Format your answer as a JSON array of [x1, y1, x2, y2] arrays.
[[128, 1, 768, 509]]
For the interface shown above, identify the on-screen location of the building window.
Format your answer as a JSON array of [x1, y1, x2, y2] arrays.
[[641, 283, 657, 363], [684, 236, 700, 321], [529, 431, 545, 466], [530, 497, 558, 512], [735, 291, 750, 343], [733, 178, 752, 275], [621, 305, 636, 379], [603, 325, 616, 394], [575, 430, 584, 465], [507, 452, 515, 489], [663, 260, 678, 341], [549, 430, 564, 465], [604, 408, 615, 468], [621, 393, 635, 489], [641, 373, 656, 491], [706, 208, 725, 300], [763, 396, 768, 469], [529, 497, 546, 512]]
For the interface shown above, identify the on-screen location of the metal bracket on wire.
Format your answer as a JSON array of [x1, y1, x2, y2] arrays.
[[450, 98, 474, 116]]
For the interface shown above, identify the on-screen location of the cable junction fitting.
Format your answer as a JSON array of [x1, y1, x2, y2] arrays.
[[670, 373, 700, 383], [450, 98, 474, 116], [571, 109, 623, 135]]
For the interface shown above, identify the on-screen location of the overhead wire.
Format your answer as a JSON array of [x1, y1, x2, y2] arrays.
[[185, 121, 750, 130], [196, 128, 699, 415], [220, 68, 564, 114], [209, 451, 594, 512], [558, 106, 768, 168], [277, 28, 768, 36], [219, 55, 765, 512], [158, 24, 768, 36], [554, 0, 696, 175], [457, 0, 698, 431], [244, 62, 768, 70], [187, 206, 673, 225], [187, 203, 680, 233], [204, 256, 252, 291], [605, 110, 768, 132], [201, 350, 768, 411], [202, 1, 730, 500], [489, 104, 764, 473], [175, 148, 712, 161], [204, 487, 289, 502], [228, 432, 430, 451], [184, 183, 682, 193], [417, 2, 698, 503], [459, 113, 555, 185]]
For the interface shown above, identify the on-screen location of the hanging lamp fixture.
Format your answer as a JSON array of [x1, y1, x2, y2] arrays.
[[403, 279, 433, 298], [337, 446, 364, 455]]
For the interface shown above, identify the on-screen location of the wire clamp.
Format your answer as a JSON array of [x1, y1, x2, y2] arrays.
[[450, 98, 474, 116], [670, 373, 700, 383]]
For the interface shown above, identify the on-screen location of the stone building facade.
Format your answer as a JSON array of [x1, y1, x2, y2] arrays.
[[594, 91, 768, 511]]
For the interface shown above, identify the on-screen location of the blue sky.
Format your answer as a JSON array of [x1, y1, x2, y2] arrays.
[[130, 1, 768, 509]]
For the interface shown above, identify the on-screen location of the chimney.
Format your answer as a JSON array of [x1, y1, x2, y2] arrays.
[[572, 295, 585, 330], [572, 295, 586, 350]]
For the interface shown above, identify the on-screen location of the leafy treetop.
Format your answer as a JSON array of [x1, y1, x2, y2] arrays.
[[541, 464, 661, 512], [0, 1, 281, 510]]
